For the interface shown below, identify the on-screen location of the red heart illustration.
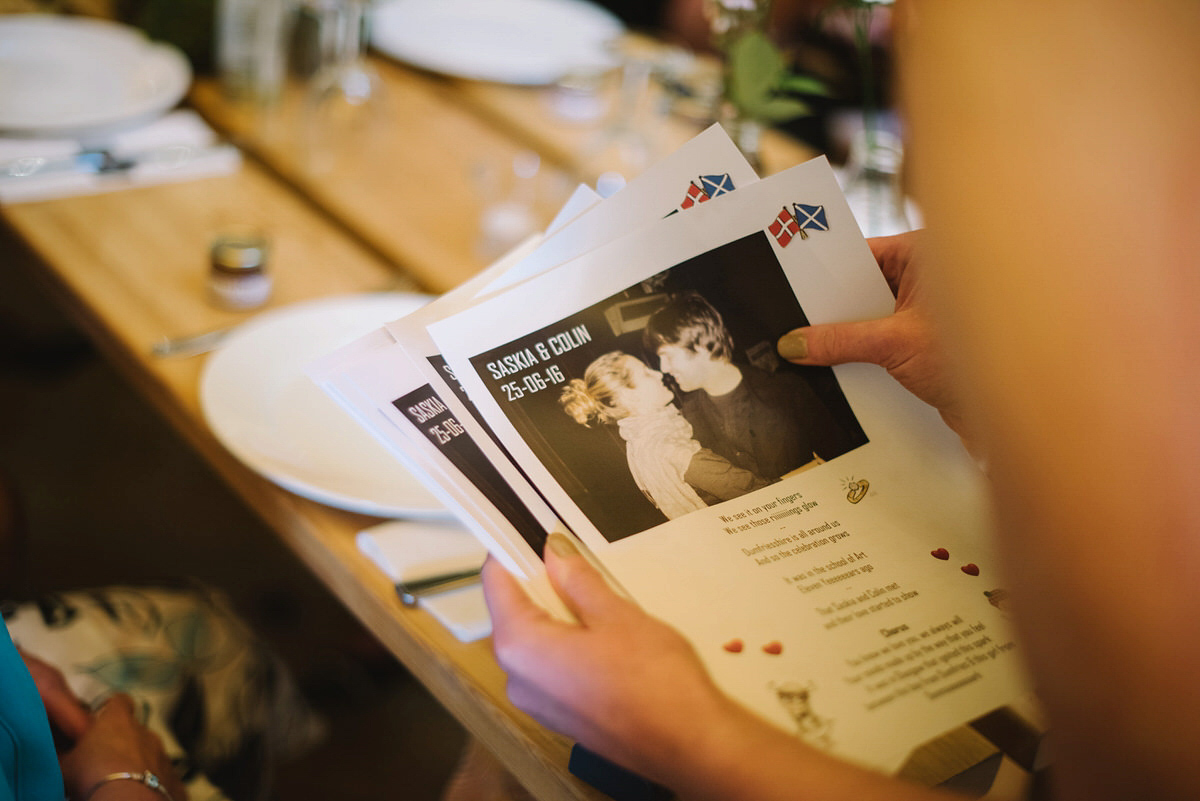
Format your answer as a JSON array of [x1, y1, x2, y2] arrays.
[[961, 563, 980, 576], [762, 641, 784, 655], [723, 639, 744, 653], [931, 548, 950, 560]]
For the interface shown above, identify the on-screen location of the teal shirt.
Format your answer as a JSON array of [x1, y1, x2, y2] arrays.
[[0, 624, 64, 801]]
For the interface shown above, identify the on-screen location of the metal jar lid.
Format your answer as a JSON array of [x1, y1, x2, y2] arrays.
[[210, 231, 270, 274]]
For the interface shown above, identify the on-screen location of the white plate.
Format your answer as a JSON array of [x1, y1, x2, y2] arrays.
[[370, 0, 623, 85], [200, 293, 448, 518], [0, 14, 191, 138]]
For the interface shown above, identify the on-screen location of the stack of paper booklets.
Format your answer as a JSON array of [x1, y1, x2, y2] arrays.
[[308, 126, 1033, 774]]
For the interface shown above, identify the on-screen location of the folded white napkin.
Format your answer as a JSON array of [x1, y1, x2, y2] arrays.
[[356, 520, 491, 642], [0, 109, 241, 204]]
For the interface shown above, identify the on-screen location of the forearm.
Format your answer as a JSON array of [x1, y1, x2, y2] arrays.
[[685, 448, 770, 500]]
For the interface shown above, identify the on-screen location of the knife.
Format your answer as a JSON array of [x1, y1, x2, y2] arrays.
[[395, 568, 484, 606]]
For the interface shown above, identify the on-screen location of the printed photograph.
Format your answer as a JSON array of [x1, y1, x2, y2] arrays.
[[469, 231, 869, 542]]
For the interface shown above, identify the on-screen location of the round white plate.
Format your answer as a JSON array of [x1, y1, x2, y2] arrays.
[[200, 293, 448, 519], [370, 0, 624, 86], [0, 14, 191, 138]]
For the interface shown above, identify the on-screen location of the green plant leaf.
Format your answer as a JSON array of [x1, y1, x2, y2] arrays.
[[742, 96, 813, 123], [728, 30, 786, 106], [725, 28, 818, 123], [779, 74, 831, 96]]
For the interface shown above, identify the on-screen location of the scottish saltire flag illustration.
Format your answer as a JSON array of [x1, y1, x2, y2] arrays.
[[679, 180, 710, 209], [676, 173, 736, 212], [792, 203, 829, 239], [700, 173, 735, 198], [768, 206, 801, 247]]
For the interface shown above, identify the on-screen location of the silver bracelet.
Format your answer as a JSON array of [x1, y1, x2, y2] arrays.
[[83, 771, 174, 801]]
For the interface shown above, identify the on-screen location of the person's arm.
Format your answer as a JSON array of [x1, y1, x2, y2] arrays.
[[901, 4, 1200, 800], [684, 447, 770, 501], [483, 536, 955, 801]]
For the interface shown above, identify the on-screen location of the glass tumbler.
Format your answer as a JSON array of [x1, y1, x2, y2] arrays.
[[301, 0, 387, 174]]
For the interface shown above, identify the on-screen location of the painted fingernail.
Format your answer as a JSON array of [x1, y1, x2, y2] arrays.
[[777, 331, 808, 361], [545, 530, 578, 558], [931, 548, 950, 560], [762, 641, 784, 655], [723, 639, 744, 653], [961, 563, 980, 576]]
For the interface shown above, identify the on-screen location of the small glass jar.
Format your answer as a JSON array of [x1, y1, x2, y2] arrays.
[[208, 231, 273, 310]]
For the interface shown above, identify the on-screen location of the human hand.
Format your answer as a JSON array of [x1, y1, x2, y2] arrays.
[[483, 534, 738, 786], [18, 648, 91, 744], [777, 230, 966, 438], [58, 694, 187, 801]]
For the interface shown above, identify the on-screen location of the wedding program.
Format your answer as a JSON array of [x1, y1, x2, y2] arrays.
[[308, 126, 1033, 773]]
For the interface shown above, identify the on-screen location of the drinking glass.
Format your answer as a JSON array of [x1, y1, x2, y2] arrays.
[[301, 0, 387, 174], [578, 54, 666, 197], [475, 150, 542, 262], [839, 125, 914, 237]]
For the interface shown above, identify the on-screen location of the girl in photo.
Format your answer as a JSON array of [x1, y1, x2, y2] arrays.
[[560, 351, 768, 520]]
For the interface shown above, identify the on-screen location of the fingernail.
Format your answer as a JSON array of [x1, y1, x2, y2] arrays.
[[777, 331, 808, 361], [545, 530, 578, 558]]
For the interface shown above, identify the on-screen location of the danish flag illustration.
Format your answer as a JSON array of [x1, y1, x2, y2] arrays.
[[768, 206, 801, 247], [679, 180, 710, 209]]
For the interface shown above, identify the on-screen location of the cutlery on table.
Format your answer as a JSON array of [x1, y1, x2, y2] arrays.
[[1, 143, 238, 181], [150, 327, 233, 358], [395, 568, 484, 606]]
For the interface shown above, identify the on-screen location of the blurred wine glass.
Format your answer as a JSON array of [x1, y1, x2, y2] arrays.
[[578, 51, 667, 197], [838, 124, 915, 237], [301, 0, 387, 174], [475, 150, 542, 262]]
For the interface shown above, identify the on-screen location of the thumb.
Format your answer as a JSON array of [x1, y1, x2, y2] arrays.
[[778, 316, 905, 369], [543, 532, 632, 626], [481, 555, 551, 633]]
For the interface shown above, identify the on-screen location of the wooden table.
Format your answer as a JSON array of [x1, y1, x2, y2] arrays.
[[2, 48, 1031, 800], [187, 51, 815, 294]]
